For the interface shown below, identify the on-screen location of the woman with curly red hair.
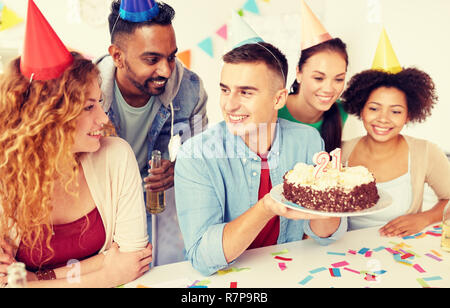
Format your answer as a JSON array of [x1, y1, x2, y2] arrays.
[[341, 67, 450, 237], [0, 52, 152, 287]]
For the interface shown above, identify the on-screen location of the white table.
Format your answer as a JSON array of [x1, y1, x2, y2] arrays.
[[125, 225, 449, 288]]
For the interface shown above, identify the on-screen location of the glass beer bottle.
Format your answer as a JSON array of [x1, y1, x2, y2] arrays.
[[146, 150, 166, 214], [441, 202, 450, 252]]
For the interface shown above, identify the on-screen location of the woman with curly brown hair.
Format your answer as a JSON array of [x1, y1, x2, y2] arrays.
[[341, 68, 450, 237], [0, 1, 151, 287]]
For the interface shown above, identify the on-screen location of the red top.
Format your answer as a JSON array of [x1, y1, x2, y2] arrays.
[[248, 154, 280, 249], [16, 207, 106, 271]]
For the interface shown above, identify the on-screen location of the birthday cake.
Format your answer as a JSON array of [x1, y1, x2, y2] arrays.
[[282, 151, 379, 213]]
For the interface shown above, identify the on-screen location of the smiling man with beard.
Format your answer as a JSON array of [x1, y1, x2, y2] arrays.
[[96, 0, 208, 266]]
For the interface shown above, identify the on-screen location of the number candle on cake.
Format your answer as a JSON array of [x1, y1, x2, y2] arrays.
[[282, 148, 380, 213], [312, 151, 330, 178], [330, 148, 342, 171]]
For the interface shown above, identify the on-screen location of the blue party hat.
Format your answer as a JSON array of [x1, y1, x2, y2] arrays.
[[119, 0, 159, 22], [230, 10, 264, 49]]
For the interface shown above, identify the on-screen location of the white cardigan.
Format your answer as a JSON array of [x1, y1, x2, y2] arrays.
[[9, 136, 148, 255]]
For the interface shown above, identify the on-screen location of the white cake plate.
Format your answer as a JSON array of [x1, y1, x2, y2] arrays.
[[270, 183, 392, 217]]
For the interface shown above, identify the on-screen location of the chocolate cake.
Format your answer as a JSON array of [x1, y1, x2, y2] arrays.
[[282, 163, 379, 213]]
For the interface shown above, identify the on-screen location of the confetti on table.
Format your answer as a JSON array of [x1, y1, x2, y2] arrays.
[[365, 251, 373, 258], [358, 248, 370, 255], [401, 253, 414, 260], [348, 249, 356, 255], [373, 270, 387, 275], [372, 246, 385, 252], [309, 267, 327, 274], [188, 279, 211, 287], [425, 231, 442, 237], [402, 235, 416, 240], [278, 262, 287, 271], [187, 280, 200, 287], [413, 264, 426, 273], [230, 282, 237, 288], [327, 251, 346, 256], [271, 249, 289, 256], [274, 256, 293, 261], [343, 267, 360, 275], [298, 275, 314, 286], [431, 250, 442, 257], [331, 261, 349, 268], [416, 278, 430, 288], [423, 276, 442, 281], [364, 274, 377, 282], [136, 284, 150, 288], [425, 253, 443, 262], [218, 267, 250, 275], [197, 279, 211, 286], [329, 268, 341, 277], [385, 248, 400, 255]]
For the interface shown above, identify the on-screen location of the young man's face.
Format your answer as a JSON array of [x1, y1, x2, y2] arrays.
[[115, 24, 178, 96], [220, 61, 286, 150]]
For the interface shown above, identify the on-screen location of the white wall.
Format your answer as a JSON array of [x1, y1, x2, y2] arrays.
[[1, 0, 449, 153]]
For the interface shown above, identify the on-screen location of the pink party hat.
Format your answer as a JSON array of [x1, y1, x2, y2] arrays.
[[300, 0, 332, 50]]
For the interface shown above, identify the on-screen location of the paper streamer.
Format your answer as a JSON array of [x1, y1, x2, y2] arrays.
[[298, 275, 314, 286], [331, 261, 349, 268]]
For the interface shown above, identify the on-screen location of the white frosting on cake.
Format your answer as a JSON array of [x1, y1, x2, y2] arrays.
[[284, 162, 375, 192]]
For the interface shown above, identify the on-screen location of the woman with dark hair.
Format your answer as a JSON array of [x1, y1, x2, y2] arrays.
[[341, 68, 450, 236], [278, 38, 349, 153]]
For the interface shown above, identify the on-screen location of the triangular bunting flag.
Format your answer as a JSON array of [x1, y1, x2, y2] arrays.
[[198, 37, 214, 58], [216, 24, 227, 40], [0, 5, 23, 31], [177, 49, 191, 69], [243, 0, 260, 15]]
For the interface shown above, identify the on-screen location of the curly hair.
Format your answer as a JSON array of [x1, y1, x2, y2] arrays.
[[341, 68, 437, 123], [0, 53, 101, 262]]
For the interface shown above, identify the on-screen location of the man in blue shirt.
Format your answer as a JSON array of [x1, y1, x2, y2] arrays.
[[175, 42, 346, 276], [97, 1, 208, 265]]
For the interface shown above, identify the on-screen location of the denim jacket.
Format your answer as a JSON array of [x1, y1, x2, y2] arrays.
[[96, 55, 208, 176], [175, 119, 347, 276], [96, 55, 208, 266]]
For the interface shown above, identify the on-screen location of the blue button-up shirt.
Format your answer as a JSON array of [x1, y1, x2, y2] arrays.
[[175, 119, 347, 276]]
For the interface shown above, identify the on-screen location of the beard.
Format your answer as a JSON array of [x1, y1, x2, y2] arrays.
[[124, 61, 169, 96]]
